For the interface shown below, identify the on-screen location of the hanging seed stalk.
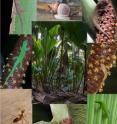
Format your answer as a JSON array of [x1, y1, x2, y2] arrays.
[[86, 0, 117, 93]]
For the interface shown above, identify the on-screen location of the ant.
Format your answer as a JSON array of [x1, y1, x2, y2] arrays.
[[11, 109, 29, 124]]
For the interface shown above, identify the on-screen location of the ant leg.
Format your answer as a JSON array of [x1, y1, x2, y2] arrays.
[[22, 116, 29, 124], [21, 118, 24, 124]]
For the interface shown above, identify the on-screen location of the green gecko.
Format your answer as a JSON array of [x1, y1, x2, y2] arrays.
[[95, 101, 109, 119], [4, 40, 28, 86]]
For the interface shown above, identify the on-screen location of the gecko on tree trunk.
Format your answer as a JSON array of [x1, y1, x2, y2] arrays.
[[4, 40, 28, 85], [1, 35, 33, 89]]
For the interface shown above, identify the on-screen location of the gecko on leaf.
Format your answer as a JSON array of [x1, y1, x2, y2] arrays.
[[4, 40, 29, 86], [92, 0, 109, 38], [95, 101, 109, 119]]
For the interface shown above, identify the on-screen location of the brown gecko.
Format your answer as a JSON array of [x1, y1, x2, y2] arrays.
[[92, 0, 109, 38]]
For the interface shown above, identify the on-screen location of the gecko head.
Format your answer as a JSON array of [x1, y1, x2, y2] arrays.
[[22, 40, 28, 48]]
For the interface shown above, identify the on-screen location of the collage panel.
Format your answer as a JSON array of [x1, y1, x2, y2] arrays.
[[0, 35, 33, 89], [10, 0, 37, 34], [37, 0, 82, 21], [32, 21, 87, 104], [33, 104, 86, 124], [84, 0, 117, 94], [87, 94, 117, 124], [82, 0, 117, 44], [1, 0, 117, 124], [0, 89, 32, 124], [86, 43, 117, 93]]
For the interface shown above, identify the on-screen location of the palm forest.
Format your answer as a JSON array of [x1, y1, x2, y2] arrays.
[[32, 21, 87, 103]]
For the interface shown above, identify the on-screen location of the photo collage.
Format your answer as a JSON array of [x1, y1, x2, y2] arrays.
[[0, 0, 117, 124]]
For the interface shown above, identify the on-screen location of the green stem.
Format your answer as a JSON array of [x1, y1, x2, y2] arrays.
[[110, 95, 117, 124], [103, 94, 111, 124], [87, 94, 96, 124], [96, 94, 105, 124]]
